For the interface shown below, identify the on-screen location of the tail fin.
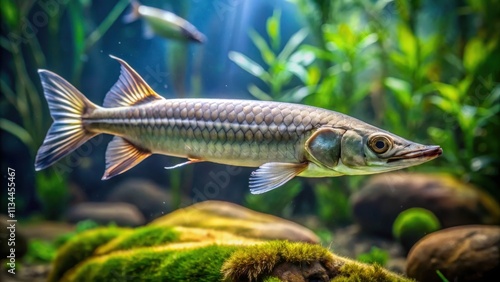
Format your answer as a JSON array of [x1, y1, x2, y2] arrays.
[[35, 70, 98, 171], [123, 0, 141, 24]]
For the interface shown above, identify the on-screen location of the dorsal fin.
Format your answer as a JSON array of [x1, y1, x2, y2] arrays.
[[103, 55, 164, 107]]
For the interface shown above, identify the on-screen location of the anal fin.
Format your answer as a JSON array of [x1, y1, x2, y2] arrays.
[[102, 136, 151, 180], [249, 162, 308, 194]]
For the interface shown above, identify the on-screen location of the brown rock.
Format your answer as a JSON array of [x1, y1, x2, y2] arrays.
[[150, 200, 320, 243], [406, 225, 500, 282], [351, 173, 500, 236], [271, 262, 331, 282], [66, 202, 145, 227]]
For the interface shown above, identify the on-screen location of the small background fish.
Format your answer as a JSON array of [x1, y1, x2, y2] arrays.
[[124, 0, 206, 43]]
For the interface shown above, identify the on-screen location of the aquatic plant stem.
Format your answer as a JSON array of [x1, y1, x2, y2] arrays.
[[0, 119, 33, 149], [13, 48, 43, 147], [85, 0, 130, 52], [28, 34, 47, 68]]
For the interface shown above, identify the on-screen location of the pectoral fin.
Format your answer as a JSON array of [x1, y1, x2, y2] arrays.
[[249, 162, 308, 194], [102, 137, 151, 180]]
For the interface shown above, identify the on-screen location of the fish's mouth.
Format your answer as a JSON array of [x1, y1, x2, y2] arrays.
[[387, 145, 442, 163]]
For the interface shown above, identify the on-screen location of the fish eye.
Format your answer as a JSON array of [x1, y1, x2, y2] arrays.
[[368, 135, 392, 154]]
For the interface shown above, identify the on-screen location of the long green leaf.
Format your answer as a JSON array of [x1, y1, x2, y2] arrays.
[[248, 29, 275, 66], [0, 118, 33, 147], [229, 51, 269, 82], [384, 77, 412, 109], [1, 77, 17, 106], [68, 1, 85, 82], [248, 84, 272, 101], [266, 9, 281, 51], [278, 28, 308, 61]]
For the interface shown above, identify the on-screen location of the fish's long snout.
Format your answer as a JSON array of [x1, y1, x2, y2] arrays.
[[422, 145, 443, 158], [388, 145, 442, 163]]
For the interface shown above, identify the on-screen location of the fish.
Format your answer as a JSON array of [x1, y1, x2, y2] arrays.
[[124, 0, 206, 43], [34, 56, 442, 194]]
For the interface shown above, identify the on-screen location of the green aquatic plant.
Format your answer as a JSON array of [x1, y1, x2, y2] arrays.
[[0, 0, 132, 219], [35, 169, 68, 220], [24, 239, 57, 264], [53, 219, 102, 247], [356, 246, 389, 266], [436, 270, 450, 282], [229, 9, 317, 102], [74, 219, 101, 232], [314, 182, 352, 226], [392, 208, 441, 251], [249, 0, 500, 212], [314, 227, 334, 246]]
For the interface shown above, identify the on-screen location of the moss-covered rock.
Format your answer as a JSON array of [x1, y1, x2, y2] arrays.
[[47, 226, 131, 282], [56, 238, 412, 282], [49, 201, 412, 282], [223, 241, 414, 282], [222, 240, 335, 281]]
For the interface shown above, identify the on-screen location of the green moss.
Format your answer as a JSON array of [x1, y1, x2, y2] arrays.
[[332, 263, 415, 282], [47, 227, 131, 282], [63, 244, 239, 282], [222, 241, 334, 281], [263, 277, 282, 282], [392, 208, 441, 250], [163, 245, 238, 281], [96, 225, 179, 255]]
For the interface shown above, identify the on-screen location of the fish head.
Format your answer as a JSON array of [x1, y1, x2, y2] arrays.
[[335, 128, 442, 175]]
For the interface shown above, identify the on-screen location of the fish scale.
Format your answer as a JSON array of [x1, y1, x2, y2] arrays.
[[35, 55, 442, 194]]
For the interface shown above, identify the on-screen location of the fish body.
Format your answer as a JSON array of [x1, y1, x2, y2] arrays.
[[35, 56, 442, 194], [124, 0, 206, 43]]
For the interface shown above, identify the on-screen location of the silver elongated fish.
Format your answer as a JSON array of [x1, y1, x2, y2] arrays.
[[124, 0, 206, 43], [35, 56, 442, 194]]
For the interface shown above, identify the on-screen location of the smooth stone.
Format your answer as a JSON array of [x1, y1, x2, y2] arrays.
[[351, 173, 500, 237], [406, 225, 500, 282], [66, 202, 145, 227]]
